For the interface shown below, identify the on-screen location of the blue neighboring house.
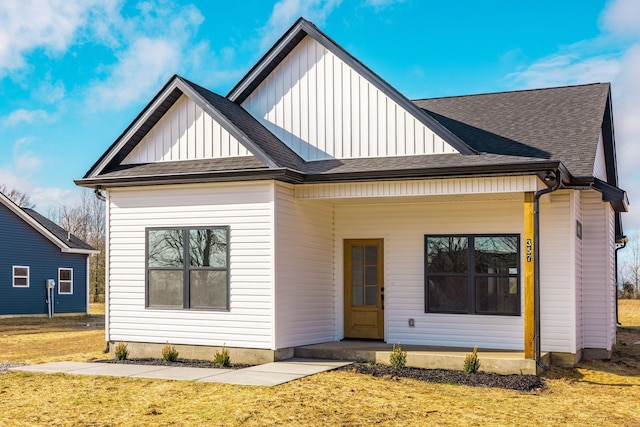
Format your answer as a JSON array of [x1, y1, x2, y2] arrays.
[[0, 191, 98, 316]]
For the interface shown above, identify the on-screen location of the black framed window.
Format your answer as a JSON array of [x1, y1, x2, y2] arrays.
[[146, 227, 229, 310], [425, 235, 520, 316]]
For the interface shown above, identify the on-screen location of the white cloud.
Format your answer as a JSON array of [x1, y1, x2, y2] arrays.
[[363, 0, 407, 9], [2, 109, 53, 127], [83, 1, 206, 111], [34, 76, 66, 104], [506, 53, 621, 89], [505, 0, 640, 233], [259, 0, 343, 51], [0, 0, 117, 76], [86, 37, 180, 110], [600, 0, 640, 38]]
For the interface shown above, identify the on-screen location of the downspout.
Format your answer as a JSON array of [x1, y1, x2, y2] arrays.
[[615, 238, 628, 325], [94, 187, 106, 202], [533, 169, 562, 369], [94, 186, 109, 354]]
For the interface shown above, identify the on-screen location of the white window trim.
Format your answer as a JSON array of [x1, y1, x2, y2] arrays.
[[58, 268, 73, 295], [13, 265, 30, 288]]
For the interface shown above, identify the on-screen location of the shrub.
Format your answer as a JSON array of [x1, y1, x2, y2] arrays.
[[214, 345, 231, 367], [114, 341, 129, 360], [389, 343, 407, 368], [463, 346, 481, 374], [161, 343, 179, 362]]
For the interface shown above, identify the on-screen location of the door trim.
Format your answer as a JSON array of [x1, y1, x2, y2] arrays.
[[344, 239, 384, 339]]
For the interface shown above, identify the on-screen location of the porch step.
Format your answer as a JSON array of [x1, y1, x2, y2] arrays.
[[294, 342, 549, 375]]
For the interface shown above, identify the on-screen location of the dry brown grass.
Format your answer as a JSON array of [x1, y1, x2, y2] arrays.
[[1, 303, 640, 426]]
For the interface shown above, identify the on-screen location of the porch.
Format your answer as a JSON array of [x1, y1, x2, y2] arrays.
[[294, 341, 548, 375]]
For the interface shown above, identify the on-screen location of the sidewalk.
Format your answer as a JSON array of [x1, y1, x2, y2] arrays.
[[9, 358, 351, 387]]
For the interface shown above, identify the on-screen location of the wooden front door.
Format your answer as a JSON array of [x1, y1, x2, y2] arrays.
[[344, 239, 384, 339]]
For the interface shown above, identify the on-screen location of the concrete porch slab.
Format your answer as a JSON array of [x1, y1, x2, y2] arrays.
[[294, 341, 546, 375]]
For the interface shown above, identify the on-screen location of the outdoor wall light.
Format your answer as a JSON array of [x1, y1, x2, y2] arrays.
[[543, 171, 557, 182]]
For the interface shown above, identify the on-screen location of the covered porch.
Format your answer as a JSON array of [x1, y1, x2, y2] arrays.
[[294, 341, 548, 375]]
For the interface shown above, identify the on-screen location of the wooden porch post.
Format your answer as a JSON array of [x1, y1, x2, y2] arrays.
[[524, 192, 535, 358]]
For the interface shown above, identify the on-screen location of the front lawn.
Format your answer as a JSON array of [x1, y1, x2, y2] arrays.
[[0, 302, 639, 426]]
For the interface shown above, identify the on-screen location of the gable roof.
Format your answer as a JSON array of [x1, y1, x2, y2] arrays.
[[227, 17, 475, 156], [414, 83, 612, 180], [82, 75, 304, 180], [0, 192, 98, 254], [76, 19, 627, 217]]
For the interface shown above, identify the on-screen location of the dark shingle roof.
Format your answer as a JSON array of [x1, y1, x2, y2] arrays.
[[22, 208, 97, 252], [413, 83, 610, 178], [305, 153, 549, 176], [180, 77, 306, 171], [100, 157, 267, 178]]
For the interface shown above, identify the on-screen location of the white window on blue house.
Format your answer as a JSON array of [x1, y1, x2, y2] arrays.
[[13, 266, 29, 287], [146, 227, 229, 310], [58, 268, 73, 294]]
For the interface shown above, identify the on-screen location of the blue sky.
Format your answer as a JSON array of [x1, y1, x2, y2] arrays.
[[1, 0, 639, 232]]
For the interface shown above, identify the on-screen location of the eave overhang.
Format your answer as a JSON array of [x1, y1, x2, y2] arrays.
[[569, 176, 628, 212], [76, 160, 567, 190]]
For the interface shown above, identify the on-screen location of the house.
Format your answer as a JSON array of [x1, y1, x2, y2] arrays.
[[76, 18, 628, 370], [0, 192, 98, 316]]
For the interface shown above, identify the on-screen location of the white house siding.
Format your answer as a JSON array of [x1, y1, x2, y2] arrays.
[[242, 35, 456, 161], [333, 198, 525, 349], [574, 191, 583, 351], [593, 130, 607, 181], [107, 182, 274, 349], [538, 191, 577, 353], [273, 183, 334, 348], [581, 190, 616, 351], [122, 94, 251, 164]]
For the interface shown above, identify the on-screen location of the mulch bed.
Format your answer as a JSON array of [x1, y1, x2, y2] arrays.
[[98, 358, 544, 391], [342, 363, 544, 391]]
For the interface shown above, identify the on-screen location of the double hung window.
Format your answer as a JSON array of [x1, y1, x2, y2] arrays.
[[58, 268, 73, 294], [12, 266, 29, 287]]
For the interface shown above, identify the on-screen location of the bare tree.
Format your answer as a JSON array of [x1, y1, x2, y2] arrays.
[[48, 189, 106, 302], [0, 184, 35, 208], [618, 232, 640, 299]]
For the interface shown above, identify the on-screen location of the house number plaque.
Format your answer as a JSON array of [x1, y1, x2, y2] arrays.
[[526, 238, 532, 262]]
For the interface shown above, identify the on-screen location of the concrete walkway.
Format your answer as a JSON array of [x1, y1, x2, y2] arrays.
[[8, 358, 351, 387]]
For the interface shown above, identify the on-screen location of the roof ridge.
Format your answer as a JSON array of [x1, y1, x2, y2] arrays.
[[413, 82, 610, 102]]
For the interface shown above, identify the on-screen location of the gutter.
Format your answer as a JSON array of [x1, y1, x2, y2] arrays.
[[533, 169, 562, 370]]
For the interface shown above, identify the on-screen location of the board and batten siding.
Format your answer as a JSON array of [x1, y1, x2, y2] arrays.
[[273, 183, 334, 348], [122, 94, 251, 164], [333, 198, 525, 349], [107, 182, 275, 349], [581, 190, 616, 351], [539, 191, 577, 353], [242, 35, 456, 161], [593, 130, 607, 181]]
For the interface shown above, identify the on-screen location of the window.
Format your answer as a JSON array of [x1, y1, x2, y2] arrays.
[[146, 227, 229, 310], [13, 266, 29, 287], [58, 268, 73, 294], [425, 235, 520, 316]]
